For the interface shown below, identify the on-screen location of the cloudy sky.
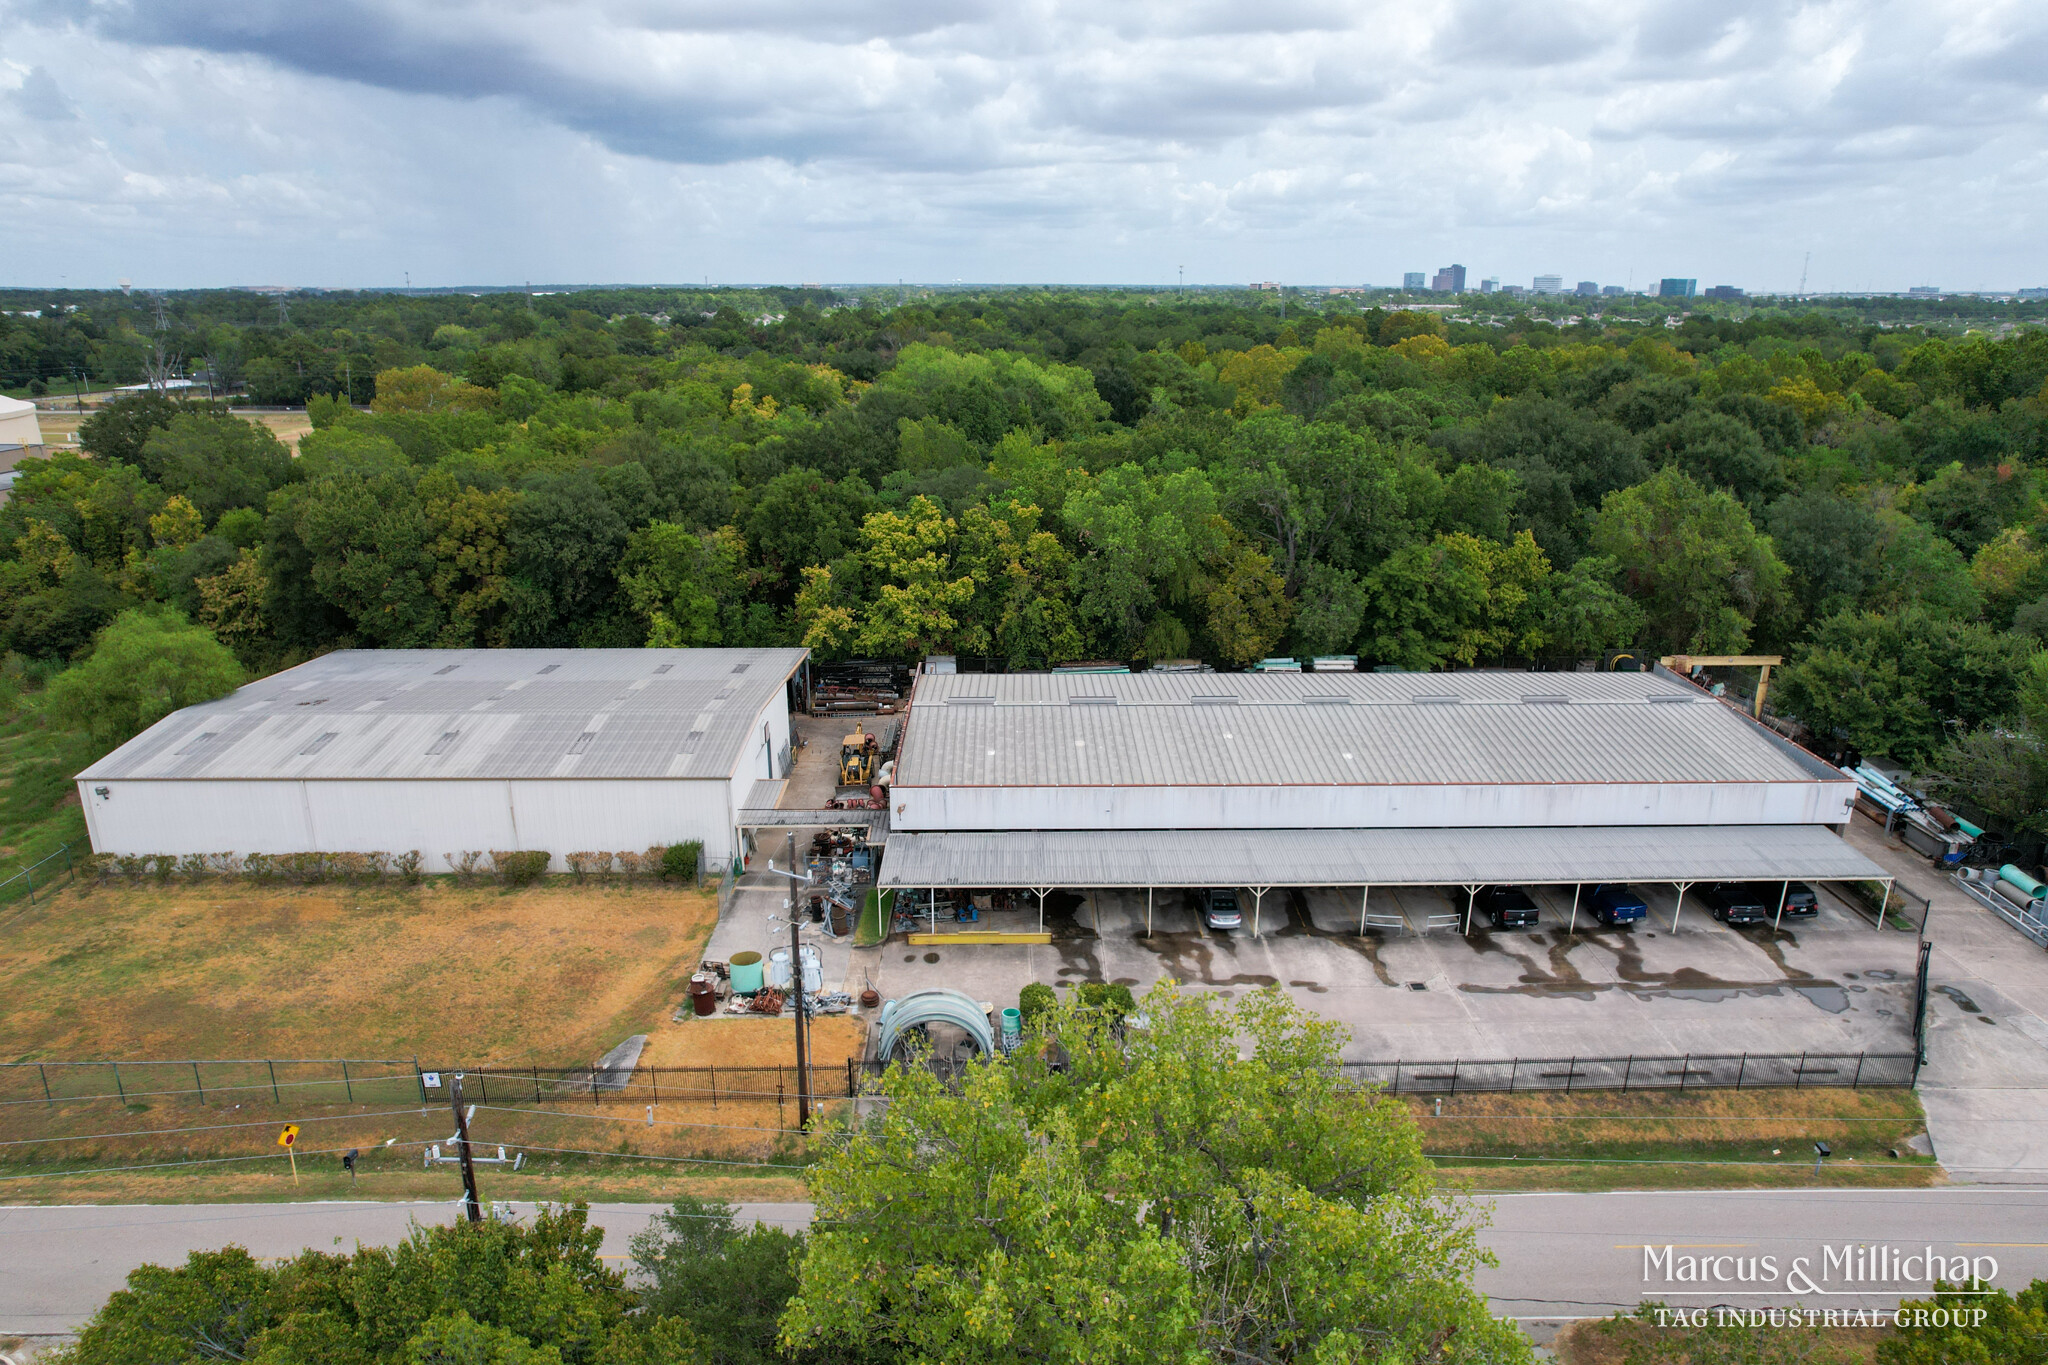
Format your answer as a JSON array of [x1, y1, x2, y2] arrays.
[[2, 0, 2043, 290]]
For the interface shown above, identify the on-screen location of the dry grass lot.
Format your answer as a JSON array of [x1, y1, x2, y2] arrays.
[[0, 879, 721, 1064], [30, 408, 316, 453], [1556, 1310, 1892, 1364], [1415, 1088, 1940, 1191]]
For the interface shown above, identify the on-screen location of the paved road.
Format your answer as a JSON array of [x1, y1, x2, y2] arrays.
[[6, 1190, 2048, 1336]]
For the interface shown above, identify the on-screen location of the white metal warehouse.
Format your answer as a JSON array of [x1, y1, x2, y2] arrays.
[[76, 647, 808, 873], [879, 668, 1894, 933]]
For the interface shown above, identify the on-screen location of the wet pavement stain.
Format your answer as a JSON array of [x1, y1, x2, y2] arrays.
[[1793, 985, 1851, 1014], [1935, 985, 1983, 1013], [1287, 979, 1330, 994], [1131, 932, 1280, 990], [1458, 924, 1848, 1008]]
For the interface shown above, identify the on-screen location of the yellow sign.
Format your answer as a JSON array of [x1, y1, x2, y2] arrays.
[[277, 1124, 299, 1148]]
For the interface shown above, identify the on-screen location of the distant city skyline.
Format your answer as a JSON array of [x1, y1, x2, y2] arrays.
[[2, 1, 2044, 290]]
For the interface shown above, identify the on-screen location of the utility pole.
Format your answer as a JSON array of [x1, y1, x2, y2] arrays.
[[449, 1073, 483, 1223], [1798, 251, 1810, 299], [790, 919, 811, 1131]]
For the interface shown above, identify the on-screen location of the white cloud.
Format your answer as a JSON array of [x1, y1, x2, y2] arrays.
[[0, 0, 2043, 289]]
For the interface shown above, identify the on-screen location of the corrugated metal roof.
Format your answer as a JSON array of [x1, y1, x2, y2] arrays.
[[897, 671, 1823, 788], [914, 669, 1693, 707], [877, 825, 1890, 888], [80, 648, 807, 782]]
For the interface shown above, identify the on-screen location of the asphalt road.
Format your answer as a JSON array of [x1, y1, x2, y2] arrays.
[[6, 1189, 2048, 1337]]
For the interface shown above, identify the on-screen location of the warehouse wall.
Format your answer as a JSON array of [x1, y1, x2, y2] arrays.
[[892, 778, 1859, 832], [79, 777, 739, 872]]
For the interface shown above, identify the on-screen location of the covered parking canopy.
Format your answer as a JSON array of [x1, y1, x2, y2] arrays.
[[877, 824, 1894, 934]]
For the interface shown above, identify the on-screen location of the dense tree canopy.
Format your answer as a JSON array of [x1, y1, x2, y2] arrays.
[[6, 284, 2048, 824], [785, 984, 1526, 1364]]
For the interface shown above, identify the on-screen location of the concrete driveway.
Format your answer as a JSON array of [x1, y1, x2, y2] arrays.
[[867, 880, 1921, 1065]]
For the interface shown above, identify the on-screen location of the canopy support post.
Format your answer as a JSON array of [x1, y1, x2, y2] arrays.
[[1034, 887, 1048, 935], [1359, 885, 1370, 936], [1146, 886, 1153, 939], [1462, 884, 1481, 936], [1877, 878, 1892, 931], [1568, 883, 1581, 936], [1251, 886, 1270, 937], [1774, 880, 1789, 933], [929, 886, 936, 936], [1671, 881, 1692, 934]]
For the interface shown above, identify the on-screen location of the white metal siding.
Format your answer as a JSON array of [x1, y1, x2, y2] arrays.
[[79, 777, 738, 872], [893, 779, 1859, 831]]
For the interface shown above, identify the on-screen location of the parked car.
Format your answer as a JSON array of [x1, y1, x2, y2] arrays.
[[1583, 883, 1647, 926], [1778, 882, 1820, 919], [1700, 882, 1771, 924], [1200, 888, 1243, 931], [1454, 885, 1539, 930]]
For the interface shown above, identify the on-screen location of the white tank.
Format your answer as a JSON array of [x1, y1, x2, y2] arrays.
[[766, 947, 793, 990]]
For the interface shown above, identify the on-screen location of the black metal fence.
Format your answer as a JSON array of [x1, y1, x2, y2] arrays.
[[0, 843, 77, 914], [2, 1049, 1916, 1117], [0, 1058, 422, 1109], [1340, 1052, 1916, 1094]]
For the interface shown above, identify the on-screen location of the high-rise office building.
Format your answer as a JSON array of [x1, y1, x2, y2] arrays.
[[1431, 264, 1467, 293], [1601, 285, 1625, 297], [1575, 281, 1599, 296], [1403, 272, 1427, 290], [1480, 277, 1499, 293], [1657, 278, 1698, 298], [1533, 275, 1564, 294]]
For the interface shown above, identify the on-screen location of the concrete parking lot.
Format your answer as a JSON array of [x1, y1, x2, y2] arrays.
[[861, 879, 1920, 1064]]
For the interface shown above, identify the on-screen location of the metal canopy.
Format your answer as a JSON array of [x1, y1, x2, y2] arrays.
[[876, 824, 1888, 890]]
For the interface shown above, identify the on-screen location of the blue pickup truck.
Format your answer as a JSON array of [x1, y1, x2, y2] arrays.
[[1582, 883, 1647, 926]]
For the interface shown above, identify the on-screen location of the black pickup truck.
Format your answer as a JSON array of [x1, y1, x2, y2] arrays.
[[1700, 882, 1772, 924]]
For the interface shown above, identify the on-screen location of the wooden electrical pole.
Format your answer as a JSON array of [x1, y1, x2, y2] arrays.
[[450, 1073, 483, 1223], [790, 919, 810, 1131]]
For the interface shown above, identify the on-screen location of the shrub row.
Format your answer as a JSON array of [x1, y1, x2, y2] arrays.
[[561, 841, 703, 885], [88, 842, 710, 889], [1017, 980, 1135, 1028], [91, 851, 427, 886]]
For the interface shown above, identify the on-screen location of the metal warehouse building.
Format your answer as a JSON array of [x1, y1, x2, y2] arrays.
[[77, 647, 809, 873], [878, 668, 1894, 933]]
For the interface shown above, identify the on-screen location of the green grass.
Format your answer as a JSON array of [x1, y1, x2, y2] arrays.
[[1412, 1088, 1942, 1190], [855, 887, 892, 947], [0, 693, 99, 910]]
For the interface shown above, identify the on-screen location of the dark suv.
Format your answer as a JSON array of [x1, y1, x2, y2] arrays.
[[1456, 885, 1539, 930], [1700, 882, 1771, 925], [1778, 882, 1819, 919]]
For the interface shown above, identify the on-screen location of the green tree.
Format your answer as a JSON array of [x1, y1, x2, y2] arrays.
[[77, 390, 183, 466], [783, 984, 1523, 1364], [618, 523, 761, 648], [62, 1205, 706, 1365], [43, 608, 246, 747], [1363, 531, 1551, 669], [952, 500, 1086, 666], [855, 496, 976, 656], [1591, 467, 1788, 653], [1531, 554, 1646, 660], [137, 414, 296, 523], [629, 1198, 817, 1365], [1774, 609, 2037, 763], [1877, 1278, 2048, 1365]]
